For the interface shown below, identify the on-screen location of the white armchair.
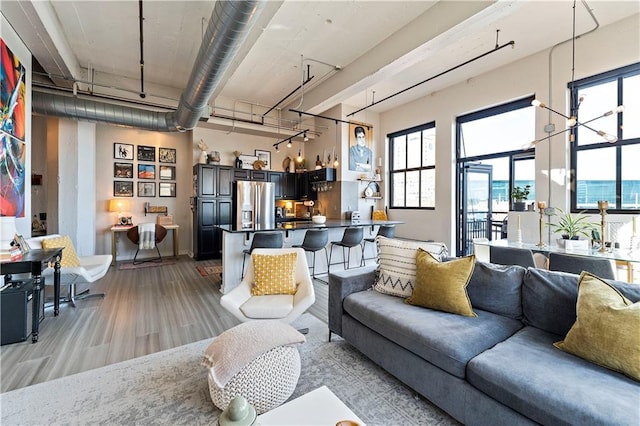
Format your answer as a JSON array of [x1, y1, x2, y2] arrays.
[[27, 234, 112, 307], [220, 248, 315, 325]]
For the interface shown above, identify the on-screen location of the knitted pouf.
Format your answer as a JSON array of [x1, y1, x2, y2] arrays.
[[208, 345, 301, 414]]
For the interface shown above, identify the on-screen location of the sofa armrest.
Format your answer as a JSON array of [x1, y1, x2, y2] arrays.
[[328, 266, 377, 337]]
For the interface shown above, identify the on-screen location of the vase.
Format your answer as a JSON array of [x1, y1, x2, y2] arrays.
[[199, 150, 208, 164], [513, 201, 525, 211], [235, 157, 242, 168]]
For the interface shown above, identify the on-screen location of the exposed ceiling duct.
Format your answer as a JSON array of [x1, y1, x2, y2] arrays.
[[32, 1, 265, 132]]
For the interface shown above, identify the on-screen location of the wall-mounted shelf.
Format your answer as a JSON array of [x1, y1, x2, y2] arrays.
[[357, 177, 382, 182], [362, 196, 383, 200]]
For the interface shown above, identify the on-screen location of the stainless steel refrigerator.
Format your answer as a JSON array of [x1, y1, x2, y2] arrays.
[[235, 181, 275, 230]]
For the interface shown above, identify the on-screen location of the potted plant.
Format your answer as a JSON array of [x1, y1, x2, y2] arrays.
[[511, 185, 531, 211], [547, 208, 597, 250]]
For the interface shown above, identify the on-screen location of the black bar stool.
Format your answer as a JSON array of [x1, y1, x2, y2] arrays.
[[329, 227, 364, 272], [363, 224, 396, 260], [293, 228, 329, 279], [241, 232, 283, 278]]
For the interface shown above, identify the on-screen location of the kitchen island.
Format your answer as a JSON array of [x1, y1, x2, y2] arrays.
[[217, 219, 402, 293]]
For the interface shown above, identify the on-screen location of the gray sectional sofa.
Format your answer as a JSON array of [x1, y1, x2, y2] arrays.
[[328, 261, 640, 425]]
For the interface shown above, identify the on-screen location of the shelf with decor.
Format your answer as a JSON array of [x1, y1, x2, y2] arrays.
[[361, 181, 382, 199]]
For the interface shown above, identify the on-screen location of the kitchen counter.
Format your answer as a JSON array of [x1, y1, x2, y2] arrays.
[[216, 219, 403, 293], [218, 219, 402, 233]]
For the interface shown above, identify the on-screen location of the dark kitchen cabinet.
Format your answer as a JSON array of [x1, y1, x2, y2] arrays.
[[192, 164, 234, 260], [193, 197, 232, 260], [296, 172, 316, 200], [194, 164, 233, 198], [268, 172, 296, 199]]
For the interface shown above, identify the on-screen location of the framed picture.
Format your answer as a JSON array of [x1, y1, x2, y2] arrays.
[[114, 143, 134, 160], [159, 182, 176, 197], [114, 162, 133, 178], [159, 165, 176, 180], [114, 181, 134, 197], [138, 164, 156, 179], [159, 147, 177, 163], [238, 154, 258, 170], [348, 123, 373, 172], [138, 182, 156, 197], [137, 145, 156, 162], [255, 149, 271, 170]]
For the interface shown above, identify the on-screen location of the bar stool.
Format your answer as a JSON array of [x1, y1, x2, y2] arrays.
[[363, 224, 396, 260], [293, 228, 329, 279], [241, 232, 283, 278], [329, 227, 364, 272]]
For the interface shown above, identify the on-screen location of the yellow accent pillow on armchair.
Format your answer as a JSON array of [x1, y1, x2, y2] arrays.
[[251, 252, 298, 296], [41, 235, 81, 267]]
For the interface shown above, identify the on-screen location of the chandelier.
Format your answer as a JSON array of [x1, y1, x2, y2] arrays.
[[526, 0, 623, 148]]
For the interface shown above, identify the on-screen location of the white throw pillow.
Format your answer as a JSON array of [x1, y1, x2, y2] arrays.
[[373, 236, 449, 298]]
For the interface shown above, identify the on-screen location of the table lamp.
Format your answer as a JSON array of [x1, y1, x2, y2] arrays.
[[109, 199, 131, 225]]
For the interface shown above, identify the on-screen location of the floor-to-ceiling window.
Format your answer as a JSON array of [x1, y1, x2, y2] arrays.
[[456, 96, 536, 255], [570, 63, 640, 212]]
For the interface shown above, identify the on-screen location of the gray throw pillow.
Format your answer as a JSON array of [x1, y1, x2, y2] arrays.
[[467, 261, 525, 320]]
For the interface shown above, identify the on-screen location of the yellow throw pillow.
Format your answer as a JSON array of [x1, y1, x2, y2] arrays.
[[405, 249, 476, 317], [41, 235, 81, 268], [251, 252, 298, 296], [554, 272, 640, 381]]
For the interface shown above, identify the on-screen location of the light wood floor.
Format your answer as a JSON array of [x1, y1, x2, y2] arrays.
[[0, 256, 330, 393]]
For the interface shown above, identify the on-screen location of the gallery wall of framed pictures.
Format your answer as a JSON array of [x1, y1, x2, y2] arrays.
[[113, 142, 177, 198]]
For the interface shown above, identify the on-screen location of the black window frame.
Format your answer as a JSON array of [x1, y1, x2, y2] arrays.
[[388, 121, 436, 210], [456, 95, 536, 211], [570, 62, 640, 213]]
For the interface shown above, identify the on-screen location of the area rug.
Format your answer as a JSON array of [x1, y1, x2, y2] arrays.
[[118, 259, 176, 270], [196, 264, 222, 277], [0, 314, 457, 426]]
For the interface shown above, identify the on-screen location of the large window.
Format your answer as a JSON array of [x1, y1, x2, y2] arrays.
[[457, 96, 537, 213], [571, 63, 640, 211], [389, 122, 436, 208]]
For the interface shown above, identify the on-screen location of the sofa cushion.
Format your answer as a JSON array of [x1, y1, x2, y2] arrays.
[[467, 326, 640, 426], [373, 237, 449, 298], [523, 268, 640, 337], [467, 262, 525, 320], [555, 272, 640, 381], [405, 250, 476, 317], [343, 289, 522, 378]]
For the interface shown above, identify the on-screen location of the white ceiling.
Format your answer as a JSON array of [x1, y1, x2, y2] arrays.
[[3, 0, 639, 128]]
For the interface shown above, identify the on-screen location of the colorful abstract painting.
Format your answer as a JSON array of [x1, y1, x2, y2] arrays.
[[1, 38, 27, 217]]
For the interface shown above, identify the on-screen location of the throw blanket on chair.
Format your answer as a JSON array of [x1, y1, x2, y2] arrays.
[[138, 223, 156, 250]]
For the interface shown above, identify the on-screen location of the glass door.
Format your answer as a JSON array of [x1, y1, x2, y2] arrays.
[[458, 163, 493, 256]]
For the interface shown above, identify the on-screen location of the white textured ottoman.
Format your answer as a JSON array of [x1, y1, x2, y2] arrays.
[[203, 321, 305, 414]]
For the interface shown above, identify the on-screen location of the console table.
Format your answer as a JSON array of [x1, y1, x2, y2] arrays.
[[110, 224, 179, 265], [0, 248, 63, 342]]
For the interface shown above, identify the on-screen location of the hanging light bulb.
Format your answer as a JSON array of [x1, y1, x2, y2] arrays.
[[303, 131, 309, 142], [297, 148, 303, 163], [287, 139, 292, 148], [275, 144, 280, 153], [333, 155, 339, 168]]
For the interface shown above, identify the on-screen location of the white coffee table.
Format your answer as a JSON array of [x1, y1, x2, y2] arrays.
[[256, 385, 365, 426]]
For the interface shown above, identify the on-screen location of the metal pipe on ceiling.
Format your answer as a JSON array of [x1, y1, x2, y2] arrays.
[[32, 1, 265, 132], [347, 40, 516, 117]]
